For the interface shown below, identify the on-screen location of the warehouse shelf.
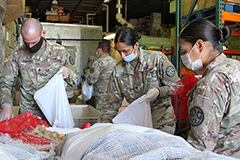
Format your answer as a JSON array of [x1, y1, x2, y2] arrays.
[[222, 11, 240, 23], [182, 3, 240, 23], [231, 29, 240, 36], [224, 49, 240, 55], [182, 6, 216, 19], [174, 0, 240, 135], [180, 1, 240, 58], [181, 68, 203, 77]]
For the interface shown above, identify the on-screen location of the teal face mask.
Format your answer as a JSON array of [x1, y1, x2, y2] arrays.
[[96, 51, 100, 58], [123, 46, 137, 62]]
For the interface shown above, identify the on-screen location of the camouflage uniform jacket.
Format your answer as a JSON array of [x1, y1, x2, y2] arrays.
[[187, 53, 240, 158], [0, 40, 78, 119], [86, 54, 117, 108], [99, 48, 179, 133]]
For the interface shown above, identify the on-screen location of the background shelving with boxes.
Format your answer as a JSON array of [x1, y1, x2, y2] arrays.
[[129, 12, 175, 63], [129, 12, 174, 38], [172, 0, 240, 136], [170, 0, 240, 77]]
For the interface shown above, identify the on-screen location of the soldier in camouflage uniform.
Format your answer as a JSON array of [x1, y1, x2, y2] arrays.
[[0, 18, 78, 122], [179, 18, 240, 158], [98, 27, 179, 134], [86, 41, 117, 109]]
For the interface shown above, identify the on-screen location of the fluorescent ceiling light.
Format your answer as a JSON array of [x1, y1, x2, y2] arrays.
[[103, 33, 116, 40], [103, 0, 111, 3]]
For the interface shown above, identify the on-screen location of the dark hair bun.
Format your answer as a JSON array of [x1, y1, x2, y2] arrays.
[[217, 27, 231, 43]]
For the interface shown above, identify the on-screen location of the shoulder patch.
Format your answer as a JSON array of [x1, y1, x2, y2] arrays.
[[189, 106, 204, 126], [166, 66, 175, 77], [69, 56, 74, 65], [90, 68, 94, 73], [4, 56, 10, 63]]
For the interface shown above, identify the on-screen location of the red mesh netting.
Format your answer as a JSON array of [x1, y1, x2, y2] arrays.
[[172, 75, 200, 121], [0, 111, 53, 145]]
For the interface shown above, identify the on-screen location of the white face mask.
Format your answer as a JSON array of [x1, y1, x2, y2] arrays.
[[181, 43, 204, 71]]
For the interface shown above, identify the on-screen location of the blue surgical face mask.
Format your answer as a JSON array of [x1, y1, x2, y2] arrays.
[[96, 51, 100, 58], [123, 46, 137, 62]]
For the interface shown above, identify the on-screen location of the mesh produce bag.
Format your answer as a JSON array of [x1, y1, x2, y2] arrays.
[[0, 111, 59, 155], [0, 133, 58, 160], [59, 123, 238, 160], [0, 111, 48, 134], [172, 75, 200, 121]]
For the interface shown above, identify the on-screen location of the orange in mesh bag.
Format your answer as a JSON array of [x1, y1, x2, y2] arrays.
[[0, 111, 54, 146]]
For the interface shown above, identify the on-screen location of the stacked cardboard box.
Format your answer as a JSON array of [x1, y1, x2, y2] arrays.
[[3, 0, 25, 25], [150, 12, 162, 36], [181, 0, 240, 16], [157, 28, 171, 37], [45, 5, 64, 22], [4, 20, 16, 57]]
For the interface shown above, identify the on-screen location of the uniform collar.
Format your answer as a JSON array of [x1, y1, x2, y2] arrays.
[[99, 53, 109, 58], [203, 53, 226, 76]]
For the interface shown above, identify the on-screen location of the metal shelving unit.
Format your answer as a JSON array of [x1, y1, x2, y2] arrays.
[[174, 0, 240, 76], [174, 0, 240, 135]]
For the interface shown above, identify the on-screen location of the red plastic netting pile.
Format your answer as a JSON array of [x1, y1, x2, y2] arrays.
[[0, 111, 53, 146], [172, 75, 200, 121]]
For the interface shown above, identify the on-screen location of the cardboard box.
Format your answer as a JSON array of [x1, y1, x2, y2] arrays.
[[59, 13, 70, 22], [151, 22, 161, 30], [46, 15, 59, 21], [171, 0, 240, 16], [5, 45, 14, 57], [170, 0, 176, 13], [158, 28, 171, 37], [5, 20, 16, 35], [182, 0, 206, 16], [151, 12, 161, 23], [3, 0, 25, 25], [4, 27, 15, 49], [151, 12, 162, 19], [70, 105, 101, 127]]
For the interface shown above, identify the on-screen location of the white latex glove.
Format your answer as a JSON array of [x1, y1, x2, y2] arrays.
[[139, 88, 159, 103], [0, 106, 13, 122]]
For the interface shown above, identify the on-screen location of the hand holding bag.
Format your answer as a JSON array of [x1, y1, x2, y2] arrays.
[[34, 71, 75, 128]]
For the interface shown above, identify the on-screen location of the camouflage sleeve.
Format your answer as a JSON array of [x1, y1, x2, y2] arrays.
[[187, 74, 228, 151], [86, 61, 101, 85], [0, 53, 19, 109], [158, 58, 180, 97], [98, 69, 123, 123], [63, 49, 78, 87]]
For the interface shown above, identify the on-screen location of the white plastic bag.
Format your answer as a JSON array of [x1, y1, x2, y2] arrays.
[[82, 82, 93, 101], [112, 95, 153, 128], [34, 71, 74, 128]]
